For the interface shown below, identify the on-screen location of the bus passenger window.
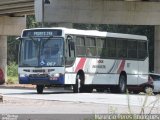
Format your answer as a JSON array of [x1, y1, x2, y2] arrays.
[[96, 38, 107, 58], [117, 39, 127, 58], [127, 40, 137, 59], [85, 37, 96, 57], [107, 38, 116, 58], [76, 37, 86, 56], [138, 41, 147, 59], [86, 48, 92, 56]]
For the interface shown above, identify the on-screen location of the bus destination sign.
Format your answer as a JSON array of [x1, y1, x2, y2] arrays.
[[22, 29, 62, 37]]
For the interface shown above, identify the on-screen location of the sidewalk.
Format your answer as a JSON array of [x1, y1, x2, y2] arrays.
[[0, 84, 36, 89]]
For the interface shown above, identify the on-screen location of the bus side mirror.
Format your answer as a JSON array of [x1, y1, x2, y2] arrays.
[[16, 37, 22, 41], [66, 35, 73, 42]]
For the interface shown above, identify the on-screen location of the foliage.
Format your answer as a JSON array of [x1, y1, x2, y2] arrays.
[[26, 15, 56, 28], [7, 36, 19, 64], [7, 62, 18, 84], [7, 62, 18, 77], [26, 15, 41, 28]]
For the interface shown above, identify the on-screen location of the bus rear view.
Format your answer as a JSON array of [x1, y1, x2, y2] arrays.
[[18, 28, 65, 94]]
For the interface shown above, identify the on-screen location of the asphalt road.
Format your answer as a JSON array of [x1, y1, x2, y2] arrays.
[[0, 87, 160, 119], [0, 87, 159, 106]]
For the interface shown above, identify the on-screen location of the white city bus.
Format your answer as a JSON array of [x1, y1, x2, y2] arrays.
[[18, 27, 151, 94]]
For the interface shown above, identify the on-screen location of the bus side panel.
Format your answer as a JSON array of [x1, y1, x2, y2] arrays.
[[64, 73, 119, 85], [65, 58, 81, 84], [138, 58, 149, 85], [90, 74, 119, 85], [65, 58, 122, 85], [64, 73, 76, 84], [124, 60, 138, 85], [127, 75, 138, 85], [65, 58, 148, 86], [80, 58, 120, 85]]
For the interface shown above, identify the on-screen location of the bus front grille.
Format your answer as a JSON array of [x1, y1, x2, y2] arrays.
[[29, 74, 49, 78]]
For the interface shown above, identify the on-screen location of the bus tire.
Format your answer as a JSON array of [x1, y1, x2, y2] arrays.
[[118, 75, 126, 93], [36, 85, 44, 94], [73, 74, 83, 93]]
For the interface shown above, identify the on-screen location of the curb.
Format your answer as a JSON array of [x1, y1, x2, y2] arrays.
[[0, 84, 36, 89]]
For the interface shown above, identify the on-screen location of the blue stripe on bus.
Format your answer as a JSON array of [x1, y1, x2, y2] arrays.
[[19, 75, 64, 85]]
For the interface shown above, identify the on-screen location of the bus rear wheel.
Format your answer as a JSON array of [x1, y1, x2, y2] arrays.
[[36, 85, 44, 94], [110, 75, 126, 93]]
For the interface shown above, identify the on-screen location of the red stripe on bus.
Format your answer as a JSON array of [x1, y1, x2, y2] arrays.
[[117, 60, 125, 73], [75, 58, 86, 72]]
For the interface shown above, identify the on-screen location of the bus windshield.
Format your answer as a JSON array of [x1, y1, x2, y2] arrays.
[[19, 37, 64, 67]]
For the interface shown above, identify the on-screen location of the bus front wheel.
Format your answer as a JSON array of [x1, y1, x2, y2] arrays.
[[118, 75, 126, 93], [73, 74, 84, 93], [36, 85, 44, 94]]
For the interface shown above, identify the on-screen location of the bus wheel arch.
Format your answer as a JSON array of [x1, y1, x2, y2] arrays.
[[118, 71, 127, 93]]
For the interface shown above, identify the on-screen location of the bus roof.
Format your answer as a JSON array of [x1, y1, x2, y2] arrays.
[[23, 27, 147, 41]]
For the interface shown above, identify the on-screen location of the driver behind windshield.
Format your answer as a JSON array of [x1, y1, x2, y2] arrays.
[[40, 44, 61, 66]]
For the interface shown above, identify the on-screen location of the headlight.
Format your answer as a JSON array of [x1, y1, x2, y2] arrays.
[[19, 74, 26, 77], [54, 73, 60, 77]]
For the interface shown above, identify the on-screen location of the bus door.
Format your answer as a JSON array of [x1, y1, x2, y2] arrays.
[[65, 35, 76, 67]]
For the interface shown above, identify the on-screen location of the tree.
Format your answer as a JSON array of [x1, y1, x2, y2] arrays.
[[7, 36, 19, 64]]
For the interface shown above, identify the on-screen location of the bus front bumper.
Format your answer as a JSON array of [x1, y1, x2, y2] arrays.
[[19, 75, 64, 85]]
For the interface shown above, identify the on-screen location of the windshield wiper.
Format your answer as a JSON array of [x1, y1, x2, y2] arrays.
[[29, 36, 40, 48], [41, 36, 53, 48]]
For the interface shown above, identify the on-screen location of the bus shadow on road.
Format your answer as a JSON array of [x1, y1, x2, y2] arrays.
[[4, 91, 73, 96]]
